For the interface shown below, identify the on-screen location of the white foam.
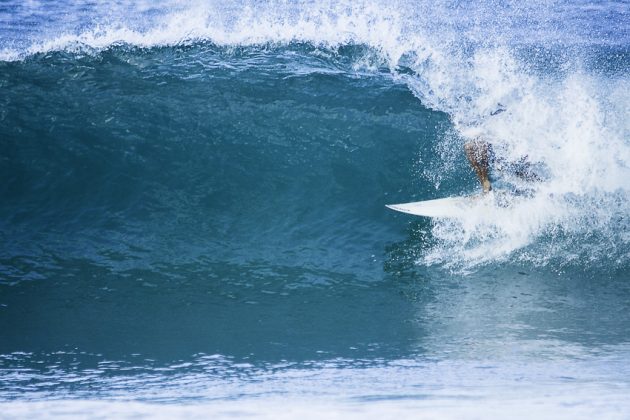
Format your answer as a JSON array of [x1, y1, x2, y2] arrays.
[[2, 393, 630, 420], [423, 64, 629, 269]]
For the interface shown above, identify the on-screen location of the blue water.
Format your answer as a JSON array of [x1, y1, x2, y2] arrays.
[[1, 0, 629, 418]]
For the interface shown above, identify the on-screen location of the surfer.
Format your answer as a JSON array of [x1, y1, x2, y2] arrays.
[[462, 106, 505, 193], [463, 105, 540, 193], [465, 138, 542, 193]]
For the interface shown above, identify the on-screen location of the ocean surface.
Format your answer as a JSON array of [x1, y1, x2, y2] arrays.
[[1, 0, 629, 418]]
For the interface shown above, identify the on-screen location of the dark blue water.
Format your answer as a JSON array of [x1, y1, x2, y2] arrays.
[[1, 0, 629, 417]]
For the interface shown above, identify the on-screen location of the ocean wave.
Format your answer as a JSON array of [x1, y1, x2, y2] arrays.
[[1, 0, 628, 271]]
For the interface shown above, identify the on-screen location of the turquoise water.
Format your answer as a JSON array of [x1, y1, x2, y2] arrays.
[[1, 0, 629, 417]]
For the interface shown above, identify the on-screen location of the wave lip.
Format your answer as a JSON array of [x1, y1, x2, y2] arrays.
[[3, 0, 629, 60]]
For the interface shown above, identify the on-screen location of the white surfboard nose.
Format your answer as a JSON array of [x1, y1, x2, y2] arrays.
[[386, 192, 514, 218]]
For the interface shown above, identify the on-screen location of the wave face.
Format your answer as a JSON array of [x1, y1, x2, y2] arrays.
[[1, 0, 630, 416]]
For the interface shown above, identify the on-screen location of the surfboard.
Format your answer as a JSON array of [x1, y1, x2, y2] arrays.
[[386, 192, 514, 218], [386, 196, 475, 218]]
